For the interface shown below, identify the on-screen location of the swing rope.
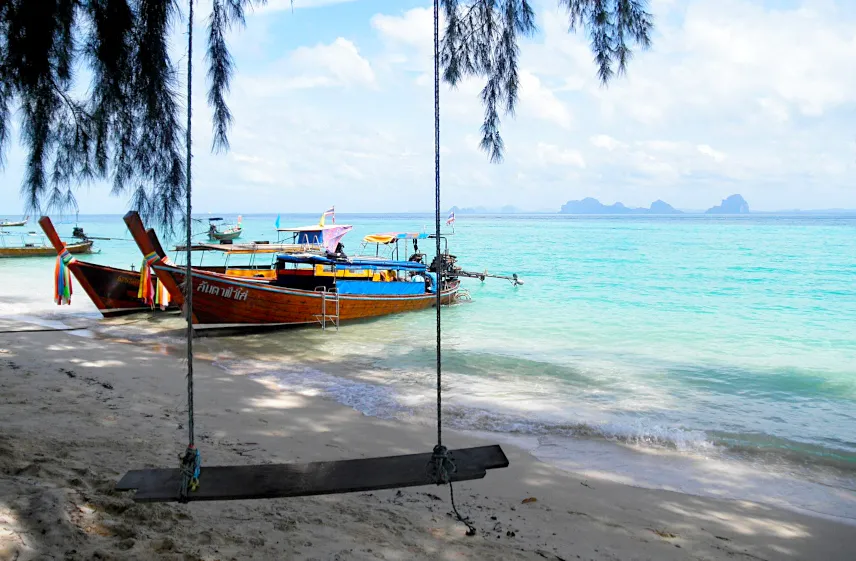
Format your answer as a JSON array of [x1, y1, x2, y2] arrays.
[[178, 0, 199, 503], [429, 0, 475, 536]]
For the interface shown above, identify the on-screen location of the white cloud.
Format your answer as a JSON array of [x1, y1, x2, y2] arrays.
[[679, 0, 856, 116], [536, 143, 586, 168], [371, 7, 433, 52], [260, 0, 358, 12], [240, 37, 376, 93], [697, 144, 726, 162], [639, 140, 683, 153], [586, 0, 856, 124], [289, 38, 376, 89], [590, 134, 625, 151], [756, 97, 790, 124], [519, 71, 573, 129]]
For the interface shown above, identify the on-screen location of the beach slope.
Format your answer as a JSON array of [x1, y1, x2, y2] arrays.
[[1, 320, 853, 560]]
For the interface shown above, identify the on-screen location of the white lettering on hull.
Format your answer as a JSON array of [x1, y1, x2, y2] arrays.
[[197, 280, 248, 301]]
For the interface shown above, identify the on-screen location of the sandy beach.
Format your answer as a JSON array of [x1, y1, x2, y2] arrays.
[[1, 317, 854, 561]]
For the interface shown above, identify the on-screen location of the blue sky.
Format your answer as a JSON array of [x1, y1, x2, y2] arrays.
[[3, 0, 856, 214]]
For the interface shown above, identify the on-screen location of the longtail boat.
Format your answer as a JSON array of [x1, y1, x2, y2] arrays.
[[125, 211, 458, 333], [207, 216, 242, 241], [39, 215, 318, 316], [0, 229, 93, 258], [39, 216, 175, 316], [0, 215, 28, 227]]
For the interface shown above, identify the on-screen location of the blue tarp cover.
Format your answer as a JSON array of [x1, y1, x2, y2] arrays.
[[336, 279, 426, 295], [277, 254, 427, 272]]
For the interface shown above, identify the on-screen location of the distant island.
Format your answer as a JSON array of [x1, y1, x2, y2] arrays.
[[559, 194, 751, 215], [705, 194, 749, 214], [446, 194, 854, 215], [559, 198, 682, 215]]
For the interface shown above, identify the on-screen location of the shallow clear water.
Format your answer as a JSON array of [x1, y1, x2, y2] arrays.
[[2, 213, 855, 520]]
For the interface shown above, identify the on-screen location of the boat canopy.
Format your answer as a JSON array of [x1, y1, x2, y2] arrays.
[[277, 253, 428, 272], [363, 232, 429, 245], [276, 224, 353, 252], [173, 242, 318, 254]]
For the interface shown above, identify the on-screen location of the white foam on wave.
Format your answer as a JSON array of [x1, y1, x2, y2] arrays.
[[212, 356, 856, 524], [217, 358, 718, 451]]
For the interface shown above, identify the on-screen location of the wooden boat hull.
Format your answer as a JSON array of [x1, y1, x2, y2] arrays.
[[154, 263, 459, 332], [38, 216, 177, 317], [209, 229, 241, 241], [67, 261, 171, 317], [0, 239, 93, 258]]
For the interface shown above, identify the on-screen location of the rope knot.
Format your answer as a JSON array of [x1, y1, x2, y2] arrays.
[[428, 445, 476, 536], [429, 444, 456, 485], [178, 445, 201, 503]]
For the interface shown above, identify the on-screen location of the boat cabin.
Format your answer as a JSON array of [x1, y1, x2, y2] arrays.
[[276, 223, 353, 252]]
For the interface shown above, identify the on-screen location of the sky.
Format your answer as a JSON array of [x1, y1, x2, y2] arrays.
[[3, 0, 856, 214]]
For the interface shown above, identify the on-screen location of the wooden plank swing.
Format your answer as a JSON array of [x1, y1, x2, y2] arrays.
[[116, 446, 508, 503]]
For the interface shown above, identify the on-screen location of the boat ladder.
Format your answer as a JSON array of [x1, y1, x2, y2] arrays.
[[314, 287, 340, 331]]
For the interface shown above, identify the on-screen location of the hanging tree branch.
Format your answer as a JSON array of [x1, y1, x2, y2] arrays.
[[441, 0, 653, 162], [0, 0, 266, 230]]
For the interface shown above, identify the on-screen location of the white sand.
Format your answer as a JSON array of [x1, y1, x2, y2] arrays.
[[2, 318, 854, 561]]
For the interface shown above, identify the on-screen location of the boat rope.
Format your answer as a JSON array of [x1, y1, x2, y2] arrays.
[[0, 327, 91, 334], [432, 0, 442, 454], [429, 0, 475, 536], [178, 0, 197, 503]]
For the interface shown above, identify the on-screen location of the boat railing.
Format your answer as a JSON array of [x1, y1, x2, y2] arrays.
[[0, 231, 49, 248], [314, 286, 340, 331]]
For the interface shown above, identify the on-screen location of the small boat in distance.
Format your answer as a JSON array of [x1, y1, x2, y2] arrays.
[[0, 216, 28, 227], [208, 216, 242, 241], [0, 229, 93, 258]]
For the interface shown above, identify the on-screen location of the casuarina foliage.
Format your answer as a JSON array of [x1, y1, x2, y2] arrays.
[[0, 0, 265, 231]]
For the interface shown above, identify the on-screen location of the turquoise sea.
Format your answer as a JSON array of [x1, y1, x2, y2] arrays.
[[2, 213, 855, 521]]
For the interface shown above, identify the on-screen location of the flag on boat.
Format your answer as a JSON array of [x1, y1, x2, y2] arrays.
[[446, 210, 455, 226], [274, 214, 281, 229], [319, 206, 335, 226]]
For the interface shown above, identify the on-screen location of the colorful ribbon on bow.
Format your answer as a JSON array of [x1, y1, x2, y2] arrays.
[[154, 276, 171, 310], [54, 249, 74, 305], [138, 257, 154, 306], [138, 258, 171, 310]]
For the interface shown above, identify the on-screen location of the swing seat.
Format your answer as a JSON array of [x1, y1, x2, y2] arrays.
[[116, 445, 509, 503]]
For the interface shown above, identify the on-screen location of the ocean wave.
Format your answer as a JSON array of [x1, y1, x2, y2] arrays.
[[213, 356, 856, 481], [215, 358, 718, 453]]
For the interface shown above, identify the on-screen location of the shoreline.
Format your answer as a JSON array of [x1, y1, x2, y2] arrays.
[[3, 317, 856, 560], [5, 304, 856, 518], [5, 308, 856, 524]]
